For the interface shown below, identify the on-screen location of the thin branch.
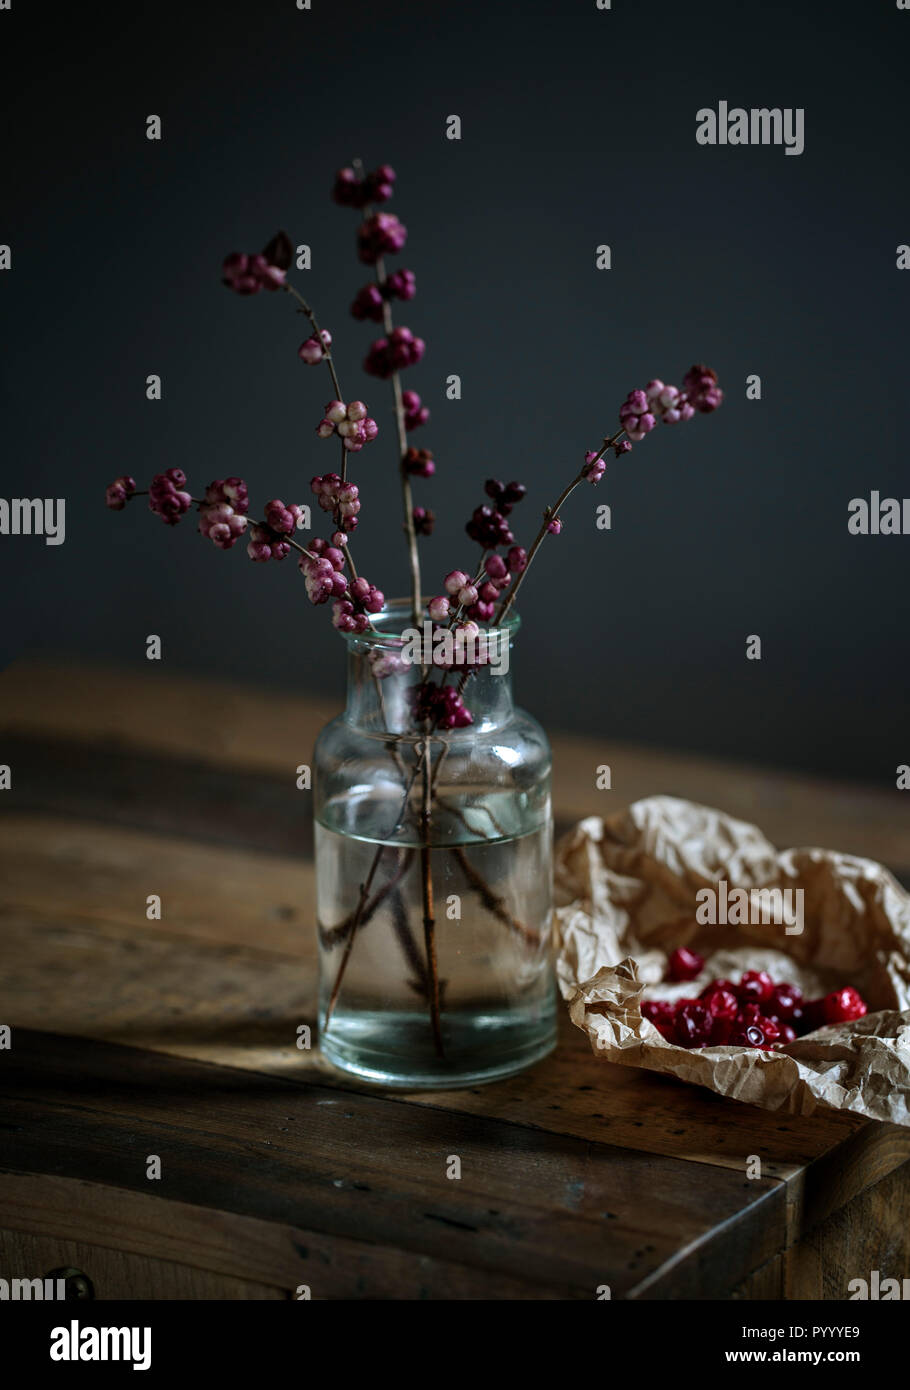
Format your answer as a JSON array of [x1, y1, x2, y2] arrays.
[[420, 735, 444, 1057], [284, 280, 344, 402], [495, 429, 624, 625], [350, 156, 423, 628], [322, 844, 389, 1030], [451, 846, 542, 947]]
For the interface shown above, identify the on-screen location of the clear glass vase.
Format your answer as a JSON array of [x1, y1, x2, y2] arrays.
[[314, 600, 556, 1088]]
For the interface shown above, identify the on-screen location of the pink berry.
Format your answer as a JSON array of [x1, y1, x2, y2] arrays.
[[444, 570, 470, 597], [298, 330, 331, 365], [105, 475, 136, 510], [485, 553, 508, 583]]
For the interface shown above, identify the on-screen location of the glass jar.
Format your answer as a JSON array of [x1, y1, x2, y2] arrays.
[[314, 600, 556, 1088]]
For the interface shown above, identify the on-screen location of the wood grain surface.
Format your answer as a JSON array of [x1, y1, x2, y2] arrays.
[[0, 658, 907, 1299]]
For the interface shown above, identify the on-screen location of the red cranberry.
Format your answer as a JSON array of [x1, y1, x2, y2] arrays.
[[675, 1001, 713, 1048], [730, 1023, 767, 1048], [641, 999, 676, 1041], [738, 970, 774, 1003], [823, 986, 868, 1024], [641, 1000, 674, 1026], [756, 1014, 782, 1044], [699, 977, 737, 999], [667, 947, 705, 982], [710, 1013, 735, 1045], [766, 982, 803, 1020], [777, 1023, 797, 1044], [738, 1002, 763, 1026], [702, 987, 739, 1021]]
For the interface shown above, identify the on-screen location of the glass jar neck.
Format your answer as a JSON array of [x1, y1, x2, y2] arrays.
[[342, 605, 520, 738]]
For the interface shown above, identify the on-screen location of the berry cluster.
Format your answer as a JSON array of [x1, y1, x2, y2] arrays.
[[438, 542, 526, 626], [105, 475, 136, 510], [300, 541, 348, 606], [350, 269, 417, 322], [298, 330, 332, 365], [332, 164, 396, 208], [465, 479, 526, 551], [402, 388, 429, 431], [363, 327, 426, 378], [310, 473, 361, 532], [403, 446, 435, 478], [315, 399, 378, 453], [644, 380, 694, 426], [426, 549, 518, 627], [618, 365, 724, 446], [332, 576, 384, 633], [643, 954, 869, 1050], [619, 390, 656, 442], [471, 551, 514, 621], [198, 478, 250, 550], [410, 681, 473, 730], [357, 212, 408, 265], [221, 252, 286, 296], [387, 268, 416, 301], [583, 450, 607, 484], [683, 364, 724, 413], [149, 469, 192, 525], [247, 499, 305, 562], [335, 164, 432, 523], [427, 568, 479, 619]]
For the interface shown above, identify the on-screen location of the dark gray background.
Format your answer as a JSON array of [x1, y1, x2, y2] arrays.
[[2, 0, 908, 779]]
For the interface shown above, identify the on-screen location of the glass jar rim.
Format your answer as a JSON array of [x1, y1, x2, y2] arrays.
[[343, 596, 521, 648]]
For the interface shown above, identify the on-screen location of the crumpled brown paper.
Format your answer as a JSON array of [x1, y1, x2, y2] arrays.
[[554, 797, 910, 1125]]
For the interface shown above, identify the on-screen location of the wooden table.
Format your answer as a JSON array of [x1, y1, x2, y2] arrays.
[[1, 660, 908, 1300]]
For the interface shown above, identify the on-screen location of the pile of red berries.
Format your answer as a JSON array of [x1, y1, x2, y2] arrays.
[[642, 948, 869, 1050]]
